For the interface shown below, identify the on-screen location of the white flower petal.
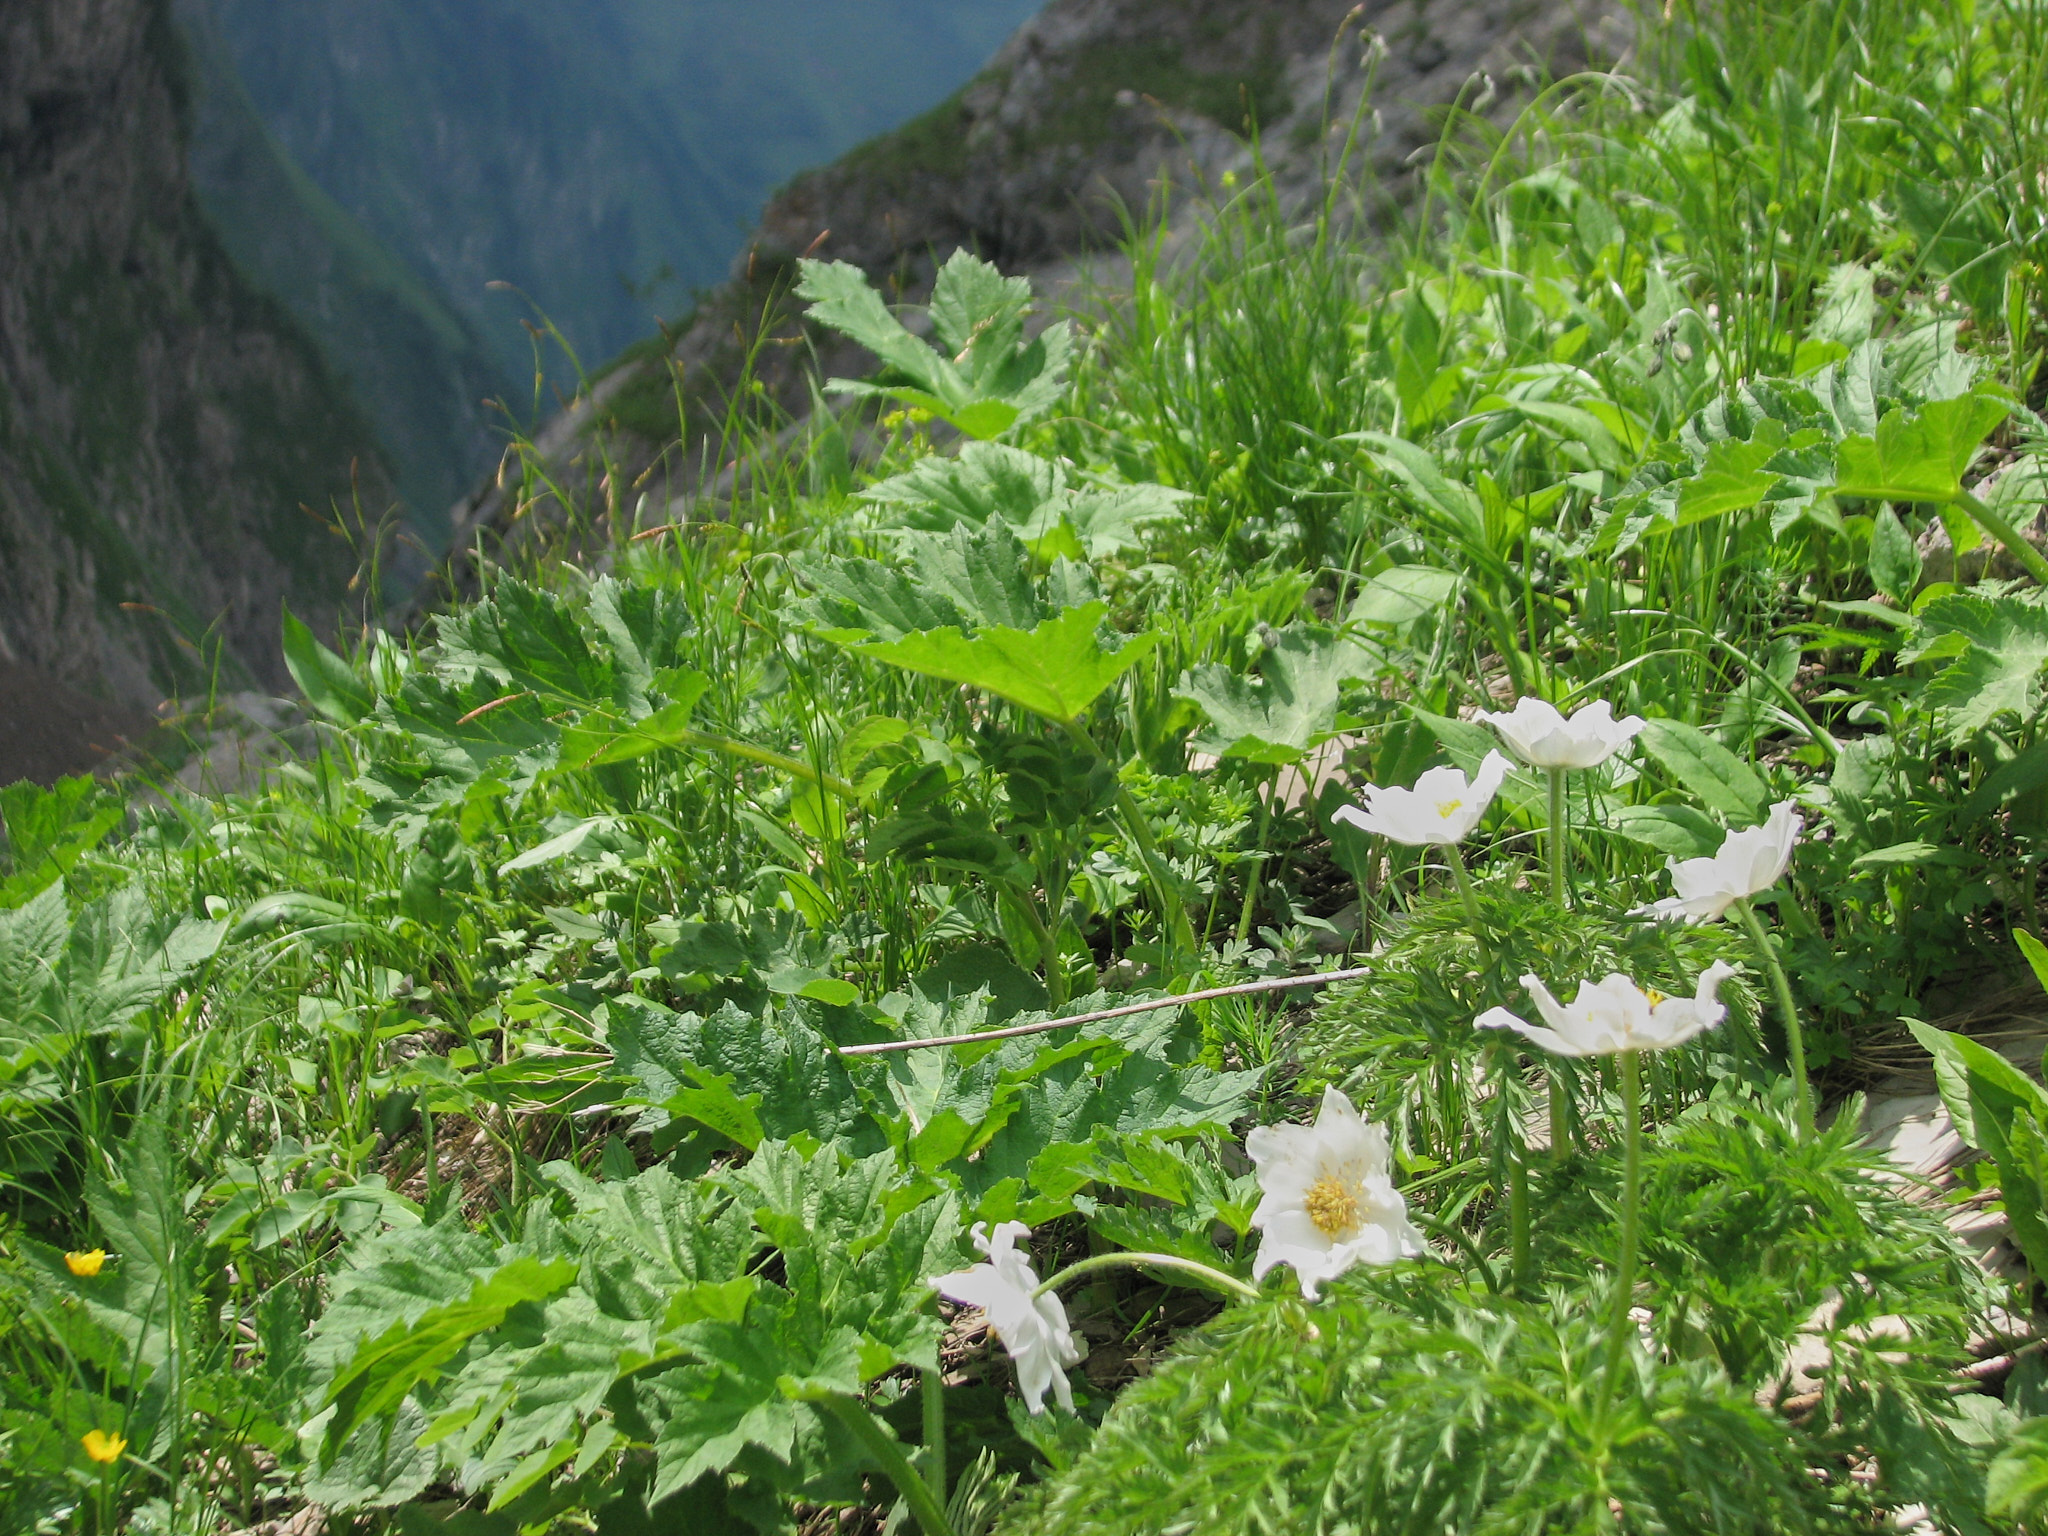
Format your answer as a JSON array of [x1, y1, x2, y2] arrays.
[[1247, 1088, 1421, 1299], [928, 1222, 1079, 1415]]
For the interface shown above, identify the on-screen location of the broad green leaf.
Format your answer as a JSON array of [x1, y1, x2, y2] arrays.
[[322, 1256, 578, 1457], [896, 521, 1044, 631], [862, 602, 1156, 722], [283, 607, 374, 725], [864, 441, 1062, 530], [606, 996, 873, 1148], [661, 1065, 767, 1151], [797, 259, 960, 403], [1866, 506, 1921, 604], [1909, 593, 2048, 741], [1609, 804, 1723, 857], [499, 817, 622, 875], [1637, 718, 1768, 823], [1675, 435, 1781, 525], [794, 555, 968, 642], [0, 775, 123, 908], [1834, 392, 2009, 503], [1177, 628, 1368, 765], [228, 890, 364, 942], [1850, 840, 1967, 868], [2003, 1110, 2048, 1283], [557, 677, 712, 769], [1349, 565, 1463, 629], [1989, 1418, 2048, 1520], [2017, 930, 2048, 998], [928, 250, 1032, 379]]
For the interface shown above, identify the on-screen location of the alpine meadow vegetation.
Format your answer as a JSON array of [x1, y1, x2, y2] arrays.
[[10, 0, 2048, 1531]]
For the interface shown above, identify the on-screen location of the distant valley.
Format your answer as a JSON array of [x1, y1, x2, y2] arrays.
[[174, 0, 1040, 536]]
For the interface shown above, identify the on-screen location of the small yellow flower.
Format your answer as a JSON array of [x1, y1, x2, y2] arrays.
[[81, 1429, 126, 1463], [64, 1249, 107, 1278]]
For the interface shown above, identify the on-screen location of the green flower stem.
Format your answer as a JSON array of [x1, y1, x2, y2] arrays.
[[1954, 488, 2048, 588], [1507, 1118, 1531, 1288], [1732, 896, 1813, 1138], [1447, 852, 1485, 934], [818, 1394, 957, 1536], [1034, 1250, 1264, 1305], [922, 1366, 947, 1512], [1236, 779, 1277, 945], [670, 727, 860, 800], [1601, 1048, 1644, 1405], [1547, 766, 1568, 908]]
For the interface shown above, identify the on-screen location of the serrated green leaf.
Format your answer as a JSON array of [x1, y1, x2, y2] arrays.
[[861, 602, 1155, 722], [1834, 392, 2009, 503], [794, 554, 969, 642], [797, 259, 961, 403], [1676, 434, 1782, 525], [1911, 593, 2048, 741], [1177, 628, 1368, 765], [558, 677, 712, 768], [895, 520, 1044, 631], [321, 1256, 578, 1458]]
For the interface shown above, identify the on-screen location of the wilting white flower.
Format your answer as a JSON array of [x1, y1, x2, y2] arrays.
[[1478, 697, 1646, 770], [1245, 1087, 1426, 1300], [1476, 962, 1737, 1057], [1640, 800, 1803, 924], [929, 1221, 1081, 1414], [1331, 751, 1512, 846]]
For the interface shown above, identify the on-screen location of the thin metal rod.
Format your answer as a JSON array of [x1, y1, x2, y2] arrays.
[[835, 967, 1373, 1058]]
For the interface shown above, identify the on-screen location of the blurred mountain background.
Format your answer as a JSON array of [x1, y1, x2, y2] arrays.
[[173, 0, 1040, 537]]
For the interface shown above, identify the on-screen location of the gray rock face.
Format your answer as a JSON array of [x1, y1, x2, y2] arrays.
[[437, 0, 1631, 587], [0, 0, 387, 707]]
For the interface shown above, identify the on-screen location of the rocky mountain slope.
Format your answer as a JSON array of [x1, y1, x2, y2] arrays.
[[0, 0, 386, 711], [437, 0, 1633, 587]]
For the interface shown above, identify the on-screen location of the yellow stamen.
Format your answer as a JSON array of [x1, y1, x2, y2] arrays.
[[82, 1429, 126, 1464], [1436, 798, 1464, 819], [1644, 989, 1667, 1007], [1304, 1175, 1361, 1238], [64, 1249, 106, 1277]]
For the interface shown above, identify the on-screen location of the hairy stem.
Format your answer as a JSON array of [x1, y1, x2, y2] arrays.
[[1734, 897, 1812, 1137], [1601, 1048, 1643, 1407], [817, 1395, 957, 1536], [1237, 779, 1277, 945], [1447, 853, 1485, 935], [1035, 1250, 1264, 1304], [922, 1366, 946, 1512], [1547, 766, 1568, 908]]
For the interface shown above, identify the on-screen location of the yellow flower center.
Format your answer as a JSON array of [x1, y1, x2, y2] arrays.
[[1644, 989, 1667, 1007], [82, 1429, 126, 1464], [1304, 1174, 1361, 1238], [1436, 798, 1464, 819], [64, 1249, 106, 1278]]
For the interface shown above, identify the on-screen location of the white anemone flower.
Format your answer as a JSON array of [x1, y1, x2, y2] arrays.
[[1245, 1087, 1426, 1300], [1330, 750, 1512, 846], [1476, 961, 1737, 1057], [929, 1221, 1081, 1414], [1479, 697, 1647, 769], [1641, 800, 1804, 924]]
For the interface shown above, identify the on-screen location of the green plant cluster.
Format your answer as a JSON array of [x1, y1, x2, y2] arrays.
[[6, 0, 2048, 1531]]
